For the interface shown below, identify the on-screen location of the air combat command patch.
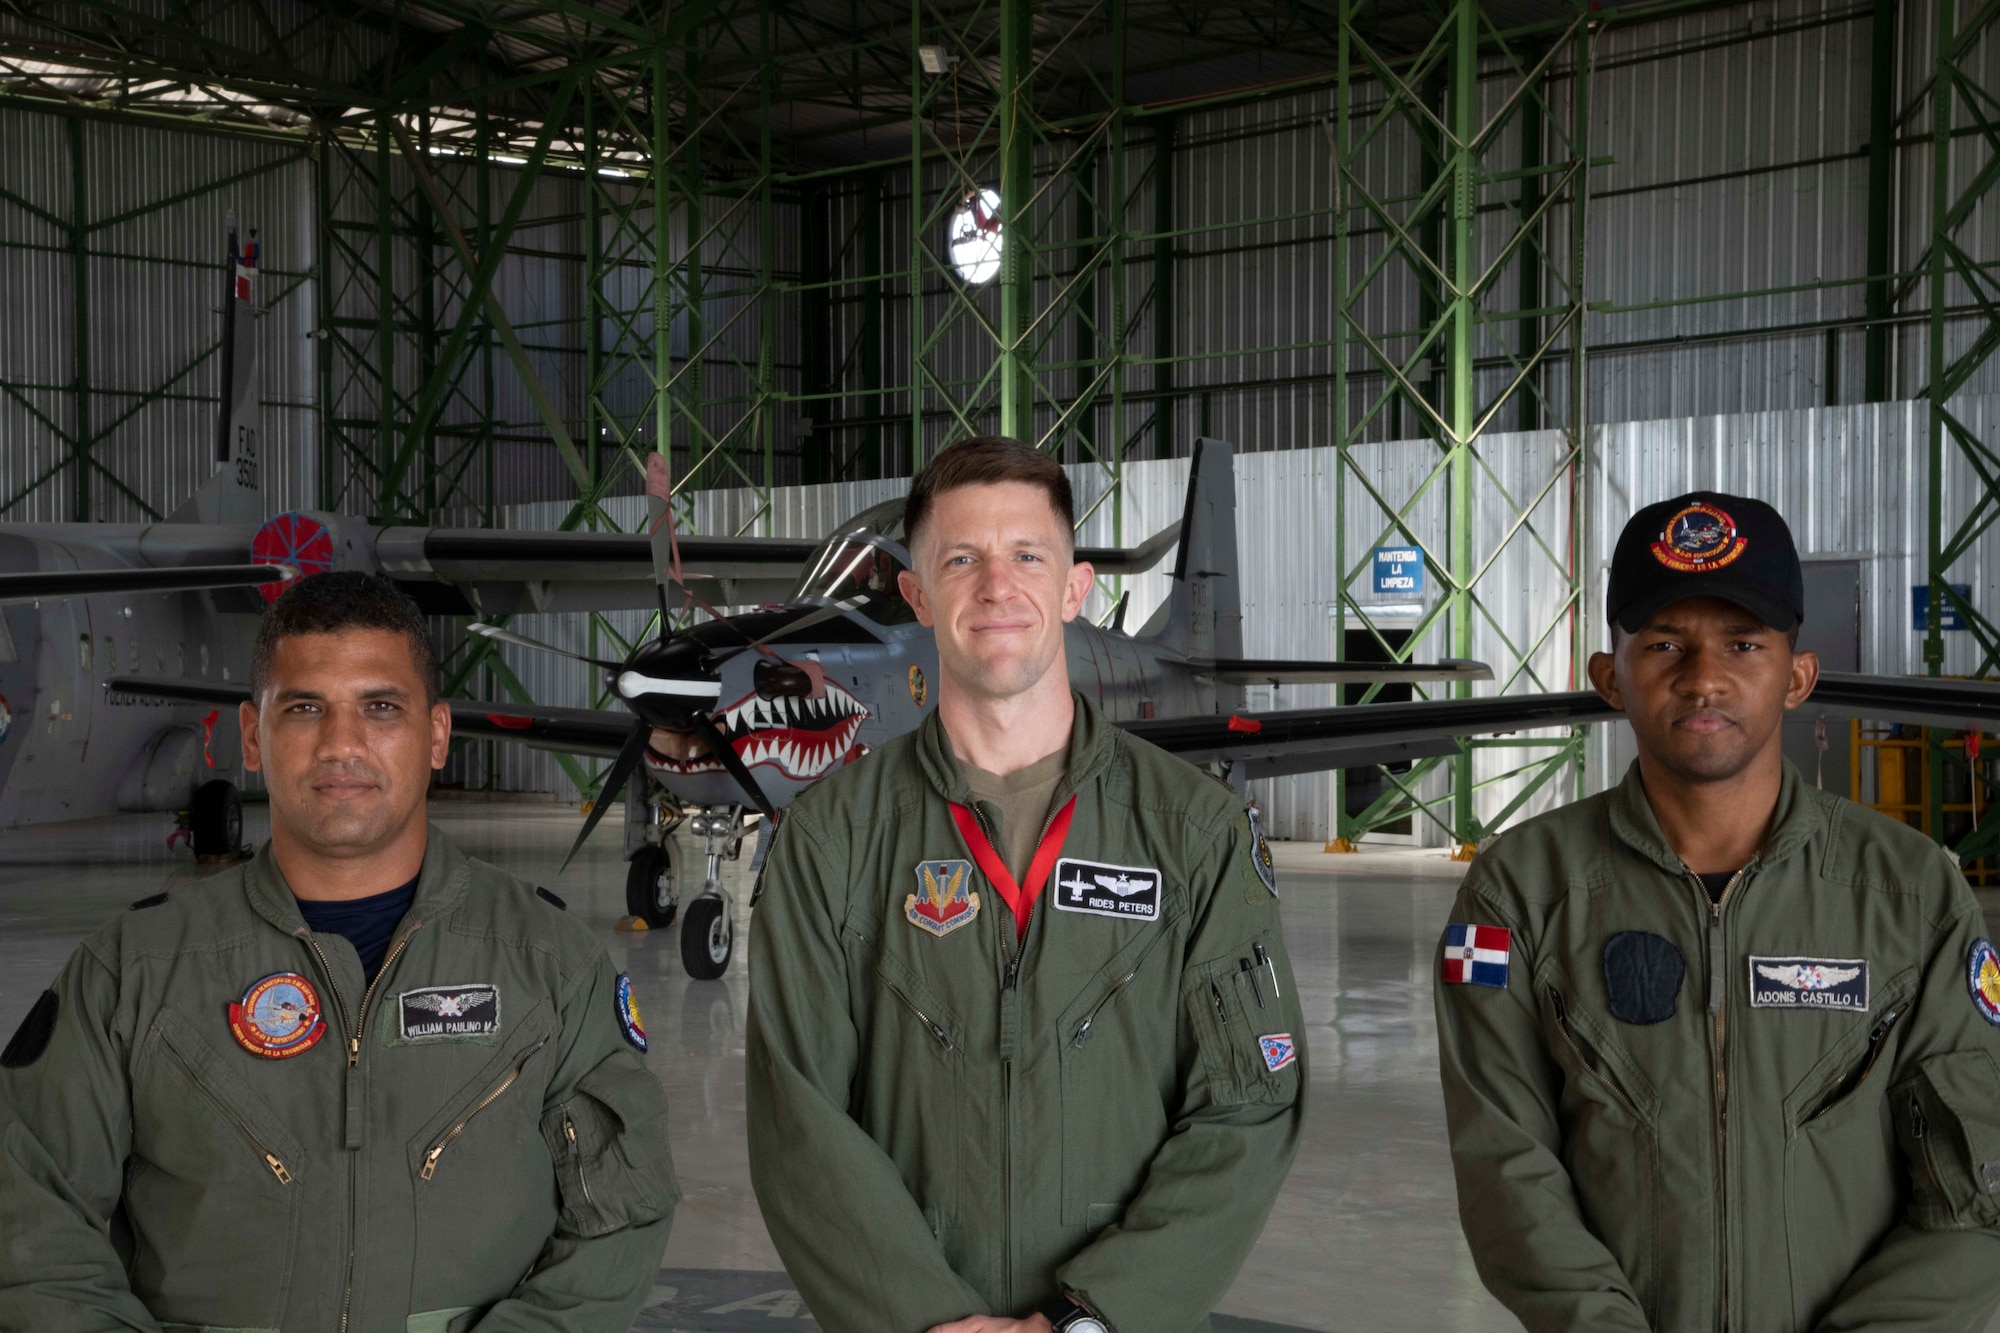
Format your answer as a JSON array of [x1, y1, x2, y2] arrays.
[[615, 973, 648, 1052], [1971, 939, 2000, 1027], [228, 972, 326, 1059], [907, 859, 979, 936]]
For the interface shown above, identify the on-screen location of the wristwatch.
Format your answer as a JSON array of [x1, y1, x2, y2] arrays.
[[1039, 1296, 1109, 1333]]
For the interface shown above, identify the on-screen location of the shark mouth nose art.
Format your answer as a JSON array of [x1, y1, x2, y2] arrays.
[[645, 680, 870, 782]]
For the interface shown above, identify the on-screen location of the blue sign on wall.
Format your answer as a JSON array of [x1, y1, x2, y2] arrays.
[[1912, 583, 1972, 632], [1373, 546, 1425, 597]]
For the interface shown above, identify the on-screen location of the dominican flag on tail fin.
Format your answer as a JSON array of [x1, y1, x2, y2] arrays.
[[1442, 923, 1512, 988]]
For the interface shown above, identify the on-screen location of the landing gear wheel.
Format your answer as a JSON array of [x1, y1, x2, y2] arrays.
[[680, 896, 733, 980], [624, 842, 681, 929], [190, 779, 242, 860]]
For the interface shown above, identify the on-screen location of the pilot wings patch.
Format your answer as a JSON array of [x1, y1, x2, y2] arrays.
[[1748, 956, 1869, 1012]]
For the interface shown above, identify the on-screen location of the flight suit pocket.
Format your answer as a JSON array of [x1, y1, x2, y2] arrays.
[[1187, 936, 1298, 1108], [1059, 926, 1176, 1227], [541, 1057, 679, 1239], [866, 952, 963, 1222], [1893, 1050, 2000, 1230], [134, 1012, 305, 1329]]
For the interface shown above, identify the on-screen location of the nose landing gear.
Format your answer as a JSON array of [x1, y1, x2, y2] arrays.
[[678, 805, 748, 981]]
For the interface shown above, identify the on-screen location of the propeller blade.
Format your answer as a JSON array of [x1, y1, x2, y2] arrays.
[[686, 710, 778, 821], [468, 622, 622, 671], [711, 599, 864, 664], [560, 721, 653, 874]]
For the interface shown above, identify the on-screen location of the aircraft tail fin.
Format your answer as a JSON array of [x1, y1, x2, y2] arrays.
[[171, 215, 263, 526], [1140, 437, 1244, 713]]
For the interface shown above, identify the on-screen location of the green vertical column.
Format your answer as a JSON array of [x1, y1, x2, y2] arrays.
[[1864, 0, 1898, 403], [1923, 0, 1952, 836], [998, 0, 1034, 441], [1332, 14, 1352, 844], [1517, 48, 1544, 434], [1151, 117, 1174, 460], [682, 33, 707, 487], [1108, 0, 1126, 545], [652, 45, 673, 470], [375, 115, 397, 520], [908, 0, 926, 468], [1571, 11, 1593, 799], [863, 171, 885, 478], [757, 0, 776, 493], [584, 85, 603, 492], [1449, 0, 1479, 845], [68, 116, 90, 522]]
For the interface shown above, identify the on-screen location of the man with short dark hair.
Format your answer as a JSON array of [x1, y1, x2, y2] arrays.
[[747, 436, 1305, 1333], [0, 571, 678, 1332], [1436, 492, 2000, 1331]]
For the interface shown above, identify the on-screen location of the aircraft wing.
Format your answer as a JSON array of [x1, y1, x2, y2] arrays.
[[107, 676, 634, 760], [1186, 657, 1494, 686], [0, 563, 292, 604]]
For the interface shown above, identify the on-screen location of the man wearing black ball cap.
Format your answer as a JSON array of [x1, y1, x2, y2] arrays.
[[1434, 491, 2000, 1331]]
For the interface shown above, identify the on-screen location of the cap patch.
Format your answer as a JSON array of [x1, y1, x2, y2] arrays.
[[616, 972, 648, 1052], [1442, 923, 1511, 988], [1651, 501, 1748, 573], [907, 858, 980, 936], [1971, 939, 2000, 1027], [399, 984, 499, 1040], [1749, 956, 1869, 1011], [228, 972, 327, 1059], [1258, 1033, 1297, 1072]]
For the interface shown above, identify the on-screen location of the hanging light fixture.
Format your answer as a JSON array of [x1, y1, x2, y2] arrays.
[[947, 188, 1003, 286]]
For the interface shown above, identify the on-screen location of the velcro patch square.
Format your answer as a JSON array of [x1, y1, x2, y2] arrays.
[[1258, 1033, 1296, 1072], [1749, 956, 1869, 1012], [1443, 923, 1512, 988], [398, 984, 499, 1040]]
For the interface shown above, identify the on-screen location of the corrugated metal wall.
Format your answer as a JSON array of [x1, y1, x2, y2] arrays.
[[0, 113, 318, 522]]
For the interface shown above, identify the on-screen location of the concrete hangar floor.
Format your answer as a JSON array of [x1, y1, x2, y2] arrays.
[[4, 796, 1999, 1333]]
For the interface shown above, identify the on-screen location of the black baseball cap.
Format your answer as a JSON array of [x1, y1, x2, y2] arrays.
[[1607, 491, 1804, 634]]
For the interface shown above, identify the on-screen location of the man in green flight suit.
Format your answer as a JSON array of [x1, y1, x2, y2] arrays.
[[747, 436, 1304, 1333], [0, 573, 677, 1332], [1436, 491, 2000, 1331]]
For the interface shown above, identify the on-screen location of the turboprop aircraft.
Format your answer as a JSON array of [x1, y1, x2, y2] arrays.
[[99, 432, 2000, 982]]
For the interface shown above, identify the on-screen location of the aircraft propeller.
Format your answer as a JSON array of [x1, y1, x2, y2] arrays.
[[470, 456, 876, 871]]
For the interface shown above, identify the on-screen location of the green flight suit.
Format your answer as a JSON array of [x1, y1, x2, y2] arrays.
[[0, 825, 678, 1333], [746, 695, 1305, 1333], [1436, 760, 2000, 1332]]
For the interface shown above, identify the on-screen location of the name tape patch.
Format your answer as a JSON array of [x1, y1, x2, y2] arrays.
[[1748, 956, 1869, 1012], [398, 984, 499, 1040], [1442, 923, 1511, 988], [1258, 1033, 1297, 1072], [1052, 857, 1162, 922]]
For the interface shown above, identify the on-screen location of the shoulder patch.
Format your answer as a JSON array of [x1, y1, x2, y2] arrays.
[[0, 990, 58, 1068], [1971, 939, 2000, 1027], [535, 886, 567, 911], [1246, 806, 1278, 900], [128, 892, 169, 911], [1442, 923, 1511, 987], [615, 973, 648, 1052]]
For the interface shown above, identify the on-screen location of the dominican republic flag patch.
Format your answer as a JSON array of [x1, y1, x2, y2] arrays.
[[1442, 923, 1512, 988]]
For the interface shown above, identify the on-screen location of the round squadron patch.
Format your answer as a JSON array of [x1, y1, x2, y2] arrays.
[[1970, 939, 2000, 1027], [615, 972, 648, 1052], [227, 972, 325, 1059], [0, 693, 11, 744], [1650, 501, 1748, 573], [908, 665, 929, 709], [1247, 806, 1278, 899]]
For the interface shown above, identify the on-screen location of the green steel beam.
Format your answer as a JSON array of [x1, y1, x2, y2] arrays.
[[1864, 0, 1899, 401]]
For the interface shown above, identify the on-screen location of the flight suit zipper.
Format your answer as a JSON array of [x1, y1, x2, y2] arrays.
[[565, 1114, 595, 1207], [1808, 1004, 1904, 1122], [160, 1042, 294, 1185], [972, 787, 1074, 1312], [1695, 863, 1751, 1333], [303, 922, 422, 1333], [421, 1036, 550, 1180]]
